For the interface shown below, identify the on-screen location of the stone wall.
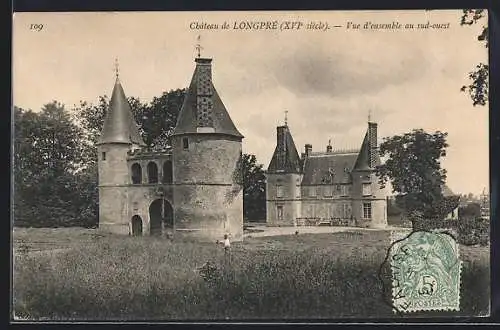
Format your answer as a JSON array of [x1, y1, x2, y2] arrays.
[[266, 173, 302, 226], [97, 143, 132, 234], [172, 134, 243, 241]]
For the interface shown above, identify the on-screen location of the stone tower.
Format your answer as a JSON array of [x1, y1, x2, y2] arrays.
[[351, 121, 387, 228], [266, 124, 303, 226], [171, 57, 244, 241], [96, 75, 146, 234]]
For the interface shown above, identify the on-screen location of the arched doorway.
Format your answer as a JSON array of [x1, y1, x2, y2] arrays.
[[149, 199, 174, 236], [131, 215, 143, 236]]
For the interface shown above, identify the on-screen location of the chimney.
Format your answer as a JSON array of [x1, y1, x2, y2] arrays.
[[368, 122, 378, 167], [276, 126, 288, 168], [195, 58, 214, 129], [305, 144, 312, 158]]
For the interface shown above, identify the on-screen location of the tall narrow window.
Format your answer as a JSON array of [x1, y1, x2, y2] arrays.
[[131, 163, 142, 184], [362, 183, 372, 196], [162, 160, 173, 184], [309, 186, 316, 197], [147, 162, 158, 184], [276, 185, 284, 198], [101, 152, 106, 161], [296, 185, 301, 198], [363, 202, 372, 219], [182, 137, 189, 149], [277, 206, 283, 220], [343, 203, 351, 218], [324, 185, 333, 197], [341, 185, 349, 196]]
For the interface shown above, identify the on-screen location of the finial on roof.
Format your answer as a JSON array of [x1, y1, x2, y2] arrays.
[[284, 110, 288, 126], [328, 138, 331, 146], [114, 57, 119, 80], [368, 109, 372, 123], [195, 35, 203, 58]]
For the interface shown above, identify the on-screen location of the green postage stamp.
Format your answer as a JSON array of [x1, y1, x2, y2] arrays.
[[390, 230, 462, 313]]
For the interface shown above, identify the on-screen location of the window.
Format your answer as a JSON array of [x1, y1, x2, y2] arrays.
[[162, 160, 173, 184], [277, 206, 283, 220], [343, 203, 351, 218], [324, 185, 333, 197], [363, 202, 372, 219], [276, 185, 284, 198], [362, 183, 372, 196], [296, 185, 301, 198], [131, 163, 142, 184], [309, 186, 316, 197], [335, 184, 341, 194], [341, 185, 349, 196], [101, 152, 106, 161], [147, 162, 159, 184], [182, 137, 189, 149]]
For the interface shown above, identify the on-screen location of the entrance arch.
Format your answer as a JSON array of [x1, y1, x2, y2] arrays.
[[149, 199, 174, 236], [131, 215, 143, 236]]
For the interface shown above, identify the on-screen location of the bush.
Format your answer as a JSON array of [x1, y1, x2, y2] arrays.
[[412, 216, 489, 246]]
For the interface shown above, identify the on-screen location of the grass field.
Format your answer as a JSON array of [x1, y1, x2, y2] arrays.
[[12, 227, 490, 320]]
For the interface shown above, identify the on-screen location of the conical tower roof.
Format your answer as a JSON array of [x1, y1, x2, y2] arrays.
[[97, 77, 146, 146], [353, 132, 371, 170], [172, 58, 243, 139], [267, 125, 302, 173]]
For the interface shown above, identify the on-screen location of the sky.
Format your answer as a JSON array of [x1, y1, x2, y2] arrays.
[[13, 10, 489, 196]]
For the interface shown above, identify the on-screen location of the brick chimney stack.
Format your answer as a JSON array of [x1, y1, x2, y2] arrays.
[[195, 58, 214, 130], [368, 122, 378, 168]]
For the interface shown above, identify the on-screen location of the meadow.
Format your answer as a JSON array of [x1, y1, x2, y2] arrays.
[[12, 227, 490, 321]]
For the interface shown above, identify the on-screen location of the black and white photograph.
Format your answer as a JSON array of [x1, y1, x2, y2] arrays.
[[12, 9, 490, 321]]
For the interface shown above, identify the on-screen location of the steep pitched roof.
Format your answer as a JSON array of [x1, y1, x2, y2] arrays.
[[301, 152, 358, 185], [97, 78, 145, 146], [172, 59, 243, 138], [353, 130, 381, 170], [267, 126, 302, 173], [353, 133, 371, 170]]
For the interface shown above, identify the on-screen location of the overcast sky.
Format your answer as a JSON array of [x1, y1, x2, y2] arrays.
[[13, 10, 489, 195]]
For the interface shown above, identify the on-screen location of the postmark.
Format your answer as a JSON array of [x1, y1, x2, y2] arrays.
[[390, 230, 462, 313]]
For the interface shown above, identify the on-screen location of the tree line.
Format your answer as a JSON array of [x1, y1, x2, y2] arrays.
[[14, 89, 266, 228]]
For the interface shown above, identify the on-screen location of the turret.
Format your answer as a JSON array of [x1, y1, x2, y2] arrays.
[[171, 57, 244, 241], [351, 119, 387, 228], [266, 122, 303, 226], [96, 71, 146, 234]]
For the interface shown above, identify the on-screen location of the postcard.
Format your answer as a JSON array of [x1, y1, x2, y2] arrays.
[[12, 9, 490, 321]]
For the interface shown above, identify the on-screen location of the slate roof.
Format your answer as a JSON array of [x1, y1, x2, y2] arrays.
[[301, 151, 359, 185], [353, 130, 381, 170], [97, 78, 146, 146], [171, 59, 243, 139], [267, 125, 302, 173]]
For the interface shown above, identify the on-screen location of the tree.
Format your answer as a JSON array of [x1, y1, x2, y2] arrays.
[[240, 154, 266, 221], [13, 102, 88, 227], [375, 129, 456, 228], [459, 202, 482, 220], [460, 9, 488, 106]]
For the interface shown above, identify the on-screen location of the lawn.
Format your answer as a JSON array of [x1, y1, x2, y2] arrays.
[[12, 227, 490, 320]]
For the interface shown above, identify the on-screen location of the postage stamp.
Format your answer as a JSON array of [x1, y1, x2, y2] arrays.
[[390, 230, 462, 313]]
